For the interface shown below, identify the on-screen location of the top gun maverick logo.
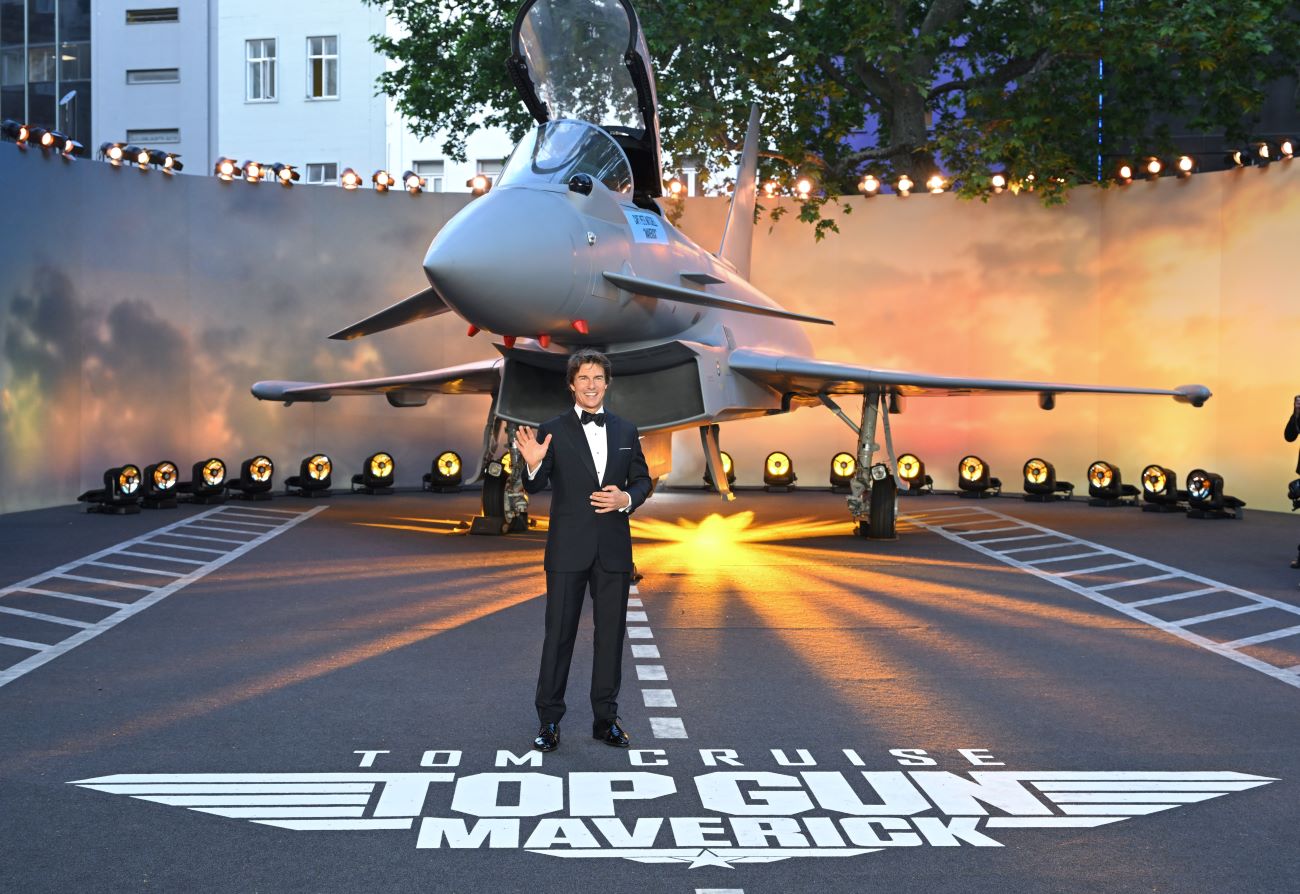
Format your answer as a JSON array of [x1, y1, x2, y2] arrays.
[[73, 746, 1276, 869]]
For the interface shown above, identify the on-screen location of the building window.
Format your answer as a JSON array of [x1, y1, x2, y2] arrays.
[[246, 39, 276, 102], [476, 158, 504, 186], [126, 8, 179, 24], [27, 46, 56, 83], [1, 49, 23, 88], [307, 36, 338, 99], [126, 68, 179, 85], [126, 128, 180, 144], [305, 162, 338, 184], [413, 160, 444, 192]]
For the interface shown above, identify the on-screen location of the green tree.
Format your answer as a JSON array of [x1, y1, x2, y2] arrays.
[[368, 0, 1300, 236]]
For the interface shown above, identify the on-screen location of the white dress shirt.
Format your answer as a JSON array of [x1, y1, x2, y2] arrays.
[[527, 405, 631, 511]]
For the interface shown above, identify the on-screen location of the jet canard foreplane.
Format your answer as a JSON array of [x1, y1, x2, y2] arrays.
[[252, 0, 1210, 536]]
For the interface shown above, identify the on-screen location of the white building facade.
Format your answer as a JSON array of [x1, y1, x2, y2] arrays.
[[91, 1, 216, 173], [75, 0, 513, 189]]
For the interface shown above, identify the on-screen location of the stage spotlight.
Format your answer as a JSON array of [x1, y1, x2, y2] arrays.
[[1176, 155, 1196, 177], [830, 452, 856, 492], [1, 118, 24, 141], [1023, 458, 1074, 501], [424, 451, 463, 492], [352, 451, 396, 494], [1255, 141, 1273, 165], [341, 168, 362, 190], [957, 455, 1000, 497], [1144, 157, 1163, 179], [896, 174, 913, 196], [228, 455, 274, 500], [1116, 162, 1133, 184], [1225, 148, 1250, 168], [763, 179, 779, 197], [857, 174, 880, 196], [242, 160, 264, 182], [666, 177, 684, 197], [39, 128, 66, 151], [373, 170, 396, 192], [60, 137, 83, 157], [794, 177, 813, 199], [77, 464, 143, 514], [990, 172, 1007, 193], [467, 173, 491, 195], [1086, 460, 1139, 506], [1185, 469, 1245, 519], [764, 451, 797, 491], [179, 457, 228, 504], [98, 141, 125, 164], [896, 453, 932, 495], [140, 461, 180, 509], [1140, 463, 1185, 512], [403, 170, 424, 194], [285, 454, 331, 497], [926, 174, 945, 194], [703, 451, 736, 490], [1280, 139, 1295, 159], [215, 157, 241, 180], [147, 148, 182, 172]]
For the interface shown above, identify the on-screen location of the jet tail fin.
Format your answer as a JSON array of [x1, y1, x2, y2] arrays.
[[717, 104, 761, 279]]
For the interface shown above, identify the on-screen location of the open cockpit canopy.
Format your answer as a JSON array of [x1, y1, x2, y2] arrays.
[[508, 0, 663, 200], [497, 119, 634, 194]]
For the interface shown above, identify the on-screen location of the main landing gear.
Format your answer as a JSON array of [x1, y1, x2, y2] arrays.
[[821, 391, 899, 540], [470, 398, 530, 535]]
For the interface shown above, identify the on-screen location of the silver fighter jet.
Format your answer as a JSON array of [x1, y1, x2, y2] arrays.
[[253, 0, 1209, 535]]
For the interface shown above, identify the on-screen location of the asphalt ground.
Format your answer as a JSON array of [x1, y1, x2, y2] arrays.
[[1, 487, 1298, 893]]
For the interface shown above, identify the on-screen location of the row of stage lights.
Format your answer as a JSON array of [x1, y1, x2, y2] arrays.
[[76, 451, 468, 514], [77, 449, 1243, 520], [702, 451, 1244, 519], [2, 119, 83, 157], [211, 159, 497, 196], [663, 139, 1299, 201]]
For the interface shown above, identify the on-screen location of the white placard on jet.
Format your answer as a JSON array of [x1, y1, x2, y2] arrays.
[[623, 208, 669, 244]]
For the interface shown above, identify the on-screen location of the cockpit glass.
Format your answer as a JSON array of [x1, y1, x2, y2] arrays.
[[497, 119, 634, 194], [517, 0, 646, 135]]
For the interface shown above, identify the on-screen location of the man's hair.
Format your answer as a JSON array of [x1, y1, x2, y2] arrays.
[[567, 349, 612, 385]]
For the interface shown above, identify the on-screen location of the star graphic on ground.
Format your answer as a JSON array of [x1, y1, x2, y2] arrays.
[[687, 848, 736, 869]]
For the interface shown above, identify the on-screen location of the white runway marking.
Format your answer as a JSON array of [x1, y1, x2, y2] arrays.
[[905, 505, 1300, 690], [0, 505, 326, 688], [625, 582, 687, 739]]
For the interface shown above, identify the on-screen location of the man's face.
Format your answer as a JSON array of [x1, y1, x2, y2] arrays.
[[570, 362, 608, 412]]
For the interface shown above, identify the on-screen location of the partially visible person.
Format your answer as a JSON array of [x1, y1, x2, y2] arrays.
[[1287, 395, 1300, 571]]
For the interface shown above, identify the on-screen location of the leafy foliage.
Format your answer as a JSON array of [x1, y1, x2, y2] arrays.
[[368, 0, 1300, 235]]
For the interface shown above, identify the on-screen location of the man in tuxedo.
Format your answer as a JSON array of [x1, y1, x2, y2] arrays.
[[515, 349, 652, 752], [1287, 395, 1300, 572]]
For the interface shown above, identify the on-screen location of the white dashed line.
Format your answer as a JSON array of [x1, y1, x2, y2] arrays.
[[626, 580, 687, 739]]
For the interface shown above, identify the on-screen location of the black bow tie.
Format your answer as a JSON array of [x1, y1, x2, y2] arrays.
[[580, 411, 606, 427]]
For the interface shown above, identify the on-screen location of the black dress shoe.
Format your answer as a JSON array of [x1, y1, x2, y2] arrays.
[[533, 722, 559, 752], [593, 718, 630, 748]]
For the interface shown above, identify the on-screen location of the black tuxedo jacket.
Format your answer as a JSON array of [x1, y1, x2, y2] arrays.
[[1287, 413, 1299, 474], [523, 410, 652, 572]]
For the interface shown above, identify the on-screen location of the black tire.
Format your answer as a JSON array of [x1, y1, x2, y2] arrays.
[[482, 468, 507, 519], [867, 475, 898, 540]]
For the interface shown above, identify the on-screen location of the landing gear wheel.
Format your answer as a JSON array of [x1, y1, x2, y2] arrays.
[[866, 475, 898, 541], [470, 464, 509, 535]]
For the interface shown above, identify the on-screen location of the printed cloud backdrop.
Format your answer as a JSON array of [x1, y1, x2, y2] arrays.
[[1, 146, 1296, 514]]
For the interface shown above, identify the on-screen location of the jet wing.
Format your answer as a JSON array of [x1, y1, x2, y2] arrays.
[[328, 286, 450, 341], [728, 349, 1212, 406], [251, 358, 502, 407]]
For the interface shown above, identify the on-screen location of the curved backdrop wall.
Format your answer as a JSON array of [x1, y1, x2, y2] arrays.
[[1, 144, 1296, 514]]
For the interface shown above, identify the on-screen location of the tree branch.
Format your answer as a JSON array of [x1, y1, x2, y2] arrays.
[[920, 0, 968, 37], [927, 49, 1054, 98]]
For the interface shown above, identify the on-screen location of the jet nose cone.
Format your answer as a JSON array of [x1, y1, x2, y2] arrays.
[[423, 190, 588, 335]]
